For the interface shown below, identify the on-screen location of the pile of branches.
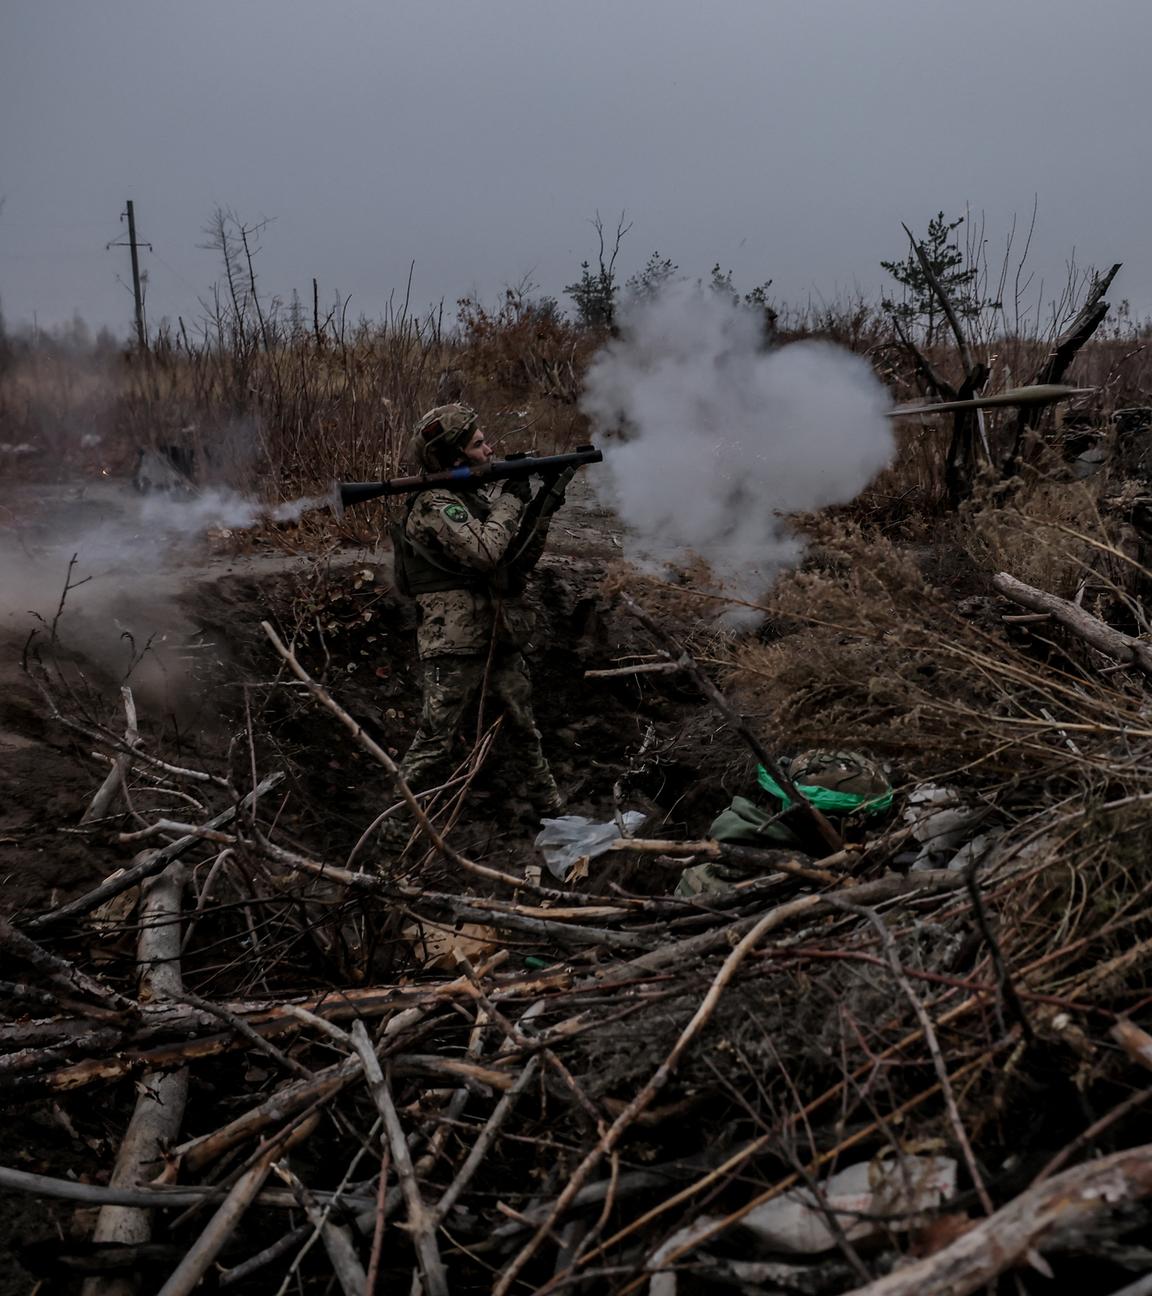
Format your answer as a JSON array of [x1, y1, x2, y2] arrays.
[[6, 610, 1152, 1295]]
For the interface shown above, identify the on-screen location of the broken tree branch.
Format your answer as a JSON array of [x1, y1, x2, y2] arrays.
[[263, 620, 532, 889], [840, 1141, 1152, 1296], [1002, 263, 1121, 474], [80, 685, 138, 825], [156, 1114, 320, 1296], [0, 915, 135, 1013], [350, 1021, 449, 1296], [993, 571, 1152, 677]]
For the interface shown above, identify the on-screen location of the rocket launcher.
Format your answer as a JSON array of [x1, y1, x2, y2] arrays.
[[335, 444, 603, 512]]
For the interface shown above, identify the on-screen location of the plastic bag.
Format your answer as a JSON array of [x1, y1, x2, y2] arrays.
[[904, 783, 994, 870], [534, 812, 648, 881]]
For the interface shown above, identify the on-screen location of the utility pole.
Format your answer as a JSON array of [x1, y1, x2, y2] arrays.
[[107, 200, 152, 350], [125, 201, 145, 350]]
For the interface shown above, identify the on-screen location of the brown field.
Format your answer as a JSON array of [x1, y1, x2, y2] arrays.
[[2, 288, 1152, 1294]]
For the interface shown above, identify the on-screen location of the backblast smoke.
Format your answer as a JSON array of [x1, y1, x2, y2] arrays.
[[0, 485, 321, 706], [581, 281, 894, 606]]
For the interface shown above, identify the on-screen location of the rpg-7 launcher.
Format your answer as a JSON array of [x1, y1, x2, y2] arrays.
[[335, 445, 603, 512]]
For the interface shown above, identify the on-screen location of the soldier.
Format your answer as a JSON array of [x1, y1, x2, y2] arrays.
[[385, 404, 574, 845]]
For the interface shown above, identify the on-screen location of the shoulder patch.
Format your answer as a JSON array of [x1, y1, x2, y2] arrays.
[[441, 502, 470, 524]]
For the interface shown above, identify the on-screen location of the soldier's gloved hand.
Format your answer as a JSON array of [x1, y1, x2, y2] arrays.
[[502, 475, 533, 503], [540, 465, 578, 513]]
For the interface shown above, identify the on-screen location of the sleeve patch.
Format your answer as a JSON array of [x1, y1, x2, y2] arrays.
[[441, 502, 471, 524]]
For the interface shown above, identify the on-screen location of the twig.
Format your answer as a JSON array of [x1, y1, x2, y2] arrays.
[[495, 874, 829, 1295], [262, 621, 541, 889], [433, 1054, 542, 1226], [269, 1118, 384, 1294], [830, 898, 994, 1215], [583, 661, 682, 679], [613, 1055, 1003, 1289], [156, 1114, 320, 1296], [25, 772, 284, 931], [272, 1163, 368, 1296], [349, 1021, 449, 1296], [218, 1227, 314, 1289], [606, 869, 968, 981], [364, 1143, 391, 1296], [608, 838, 840, 884], [964, 861, 1034, 1041]]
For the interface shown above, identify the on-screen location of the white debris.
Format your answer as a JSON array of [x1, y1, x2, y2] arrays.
[[741, 1155, 958, 1253], [535, 812, 648, 881], [905, 783, 995, 871]]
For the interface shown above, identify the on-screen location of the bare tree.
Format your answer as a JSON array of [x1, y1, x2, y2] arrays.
[[564, 209, 633, 330]]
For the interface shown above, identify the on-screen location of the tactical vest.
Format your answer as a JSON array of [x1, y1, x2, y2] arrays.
[[391, 490, 492, 598], [391, 487, 548, 599]]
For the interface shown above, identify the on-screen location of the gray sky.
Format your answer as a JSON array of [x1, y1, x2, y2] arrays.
[[2, 0, 1148, 336]]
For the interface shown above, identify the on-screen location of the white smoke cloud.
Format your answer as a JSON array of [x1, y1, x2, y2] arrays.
[[0, 484, 323, 706], [581, 281, 894, 604]]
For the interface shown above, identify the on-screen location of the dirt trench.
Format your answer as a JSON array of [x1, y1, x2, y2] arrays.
[[0, 476, 762, 1290], [0, 475, 749, 918]]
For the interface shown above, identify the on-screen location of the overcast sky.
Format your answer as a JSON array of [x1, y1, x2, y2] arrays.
[[2, 0, 1148, 336]]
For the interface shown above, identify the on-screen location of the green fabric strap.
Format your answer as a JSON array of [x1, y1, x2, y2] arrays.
[[756, 766, 893, 817]]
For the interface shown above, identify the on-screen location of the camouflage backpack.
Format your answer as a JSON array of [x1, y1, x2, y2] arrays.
[[758, 749, 892, 818], [676, 749, 892, 898]]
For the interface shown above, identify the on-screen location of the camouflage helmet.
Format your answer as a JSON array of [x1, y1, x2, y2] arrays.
[[758, 749, 892, 818], [407, 404, 479, 472]]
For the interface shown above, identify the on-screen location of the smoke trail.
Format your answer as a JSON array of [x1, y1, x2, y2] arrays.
[[0, 484, 323, 703], [581, 281, 893, 605]]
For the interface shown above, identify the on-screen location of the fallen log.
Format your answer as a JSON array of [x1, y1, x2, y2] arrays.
[[85, 861, 190, 1296], [993, 571, 1152, 678]]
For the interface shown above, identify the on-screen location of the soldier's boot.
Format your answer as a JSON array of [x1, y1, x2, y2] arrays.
[[523, 764, 564, 821]]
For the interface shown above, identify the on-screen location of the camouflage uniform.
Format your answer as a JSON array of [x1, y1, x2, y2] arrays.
[[397, 480, 560, 810], [390, 405, 561, 816], [676, 749, 892, 897]]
